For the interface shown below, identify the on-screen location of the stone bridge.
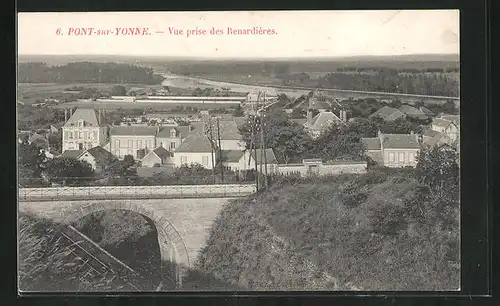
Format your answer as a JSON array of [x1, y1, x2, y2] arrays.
[[18, 184, 256, 287]]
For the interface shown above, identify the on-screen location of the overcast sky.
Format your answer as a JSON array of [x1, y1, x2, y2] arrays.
[[17, 10, 459, 58]]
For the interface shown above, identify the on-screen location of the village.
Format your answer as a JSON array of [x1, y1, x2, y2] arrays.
[[18, 88, 460, 188]]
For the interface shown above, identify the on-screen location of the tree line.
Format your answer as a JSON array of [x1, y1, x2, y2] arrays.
[[18, 62, 165, 84], [280, 72, 459, 97]]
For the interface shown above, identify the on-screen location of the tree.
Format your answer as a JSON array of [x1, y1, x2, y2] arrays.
[[18, 141, 46, 180], [416, 145, 459, 197], [314, 124, 366, 161], [47, 132, 62, 153], [111, 85, 127, 96], [45, 157, 94, 185], [290, 108, 305, 119], [233, 105, 244, 117]]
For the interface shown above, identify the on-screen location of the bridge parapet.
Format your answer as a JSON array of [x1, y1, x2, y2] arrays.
[[18, 184, 257, 201]]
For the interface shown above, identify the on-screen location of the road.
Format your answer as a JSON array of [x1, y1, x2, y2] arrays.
[[161, 73, 459, 103]]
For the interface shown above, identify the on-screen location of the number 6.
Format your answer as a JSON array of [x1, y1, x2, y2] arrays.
[[56, 28, 62, 35]]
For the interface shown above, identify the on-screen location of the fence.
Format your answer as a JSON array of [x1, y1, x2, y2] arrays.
[[18, 184, 257, 201]]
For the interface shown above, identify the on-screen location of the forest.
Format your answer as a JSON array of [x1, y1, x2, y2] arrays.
[[18, 62, 165, 84]]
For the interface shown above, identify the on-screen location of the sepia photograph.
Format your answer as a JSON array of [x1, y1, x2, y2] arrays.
[[17, 10, 460, 292]]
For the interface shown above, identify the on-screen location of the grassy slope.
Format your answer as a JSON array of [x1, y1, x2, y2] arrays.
[[195, 171, 460, 291]]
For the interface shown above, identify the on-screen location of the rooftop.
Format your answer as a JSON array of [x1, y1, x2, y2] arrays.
[[250, 148, 278, 164], [382, 133, 420, 149], [308, 111, 344, 131], [64, 109, 100, 127], [110, 126, 157, 136], [175, 133, 214, 153], [60, 150, 85, 159], [84, 146, 117, 165], [361, 138, 382, 150], [221, 150, 245, 163], [152, 146, 173, 160], [369, 106, 405, 120]]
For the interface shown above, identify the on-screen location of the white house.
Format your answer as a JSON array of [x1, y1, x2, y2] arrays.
[[173, 133, 217, 169], [59, 146, 116, 174], [62, 108, 108, 152], [237, 148, 279, 174], [109, 126, 157, 160], [141, 146, 173, 167], [431, 115, 459, 144], [362, 131, 421, 168], [204, 118, 246, 151]]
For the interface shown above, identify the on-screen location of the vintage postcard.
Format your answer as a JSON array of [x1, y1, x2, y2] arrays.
[[17, 10, 460, 292]]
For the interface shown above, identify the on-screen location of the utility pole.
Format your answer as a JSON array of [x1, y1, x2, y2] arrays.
[[261, 92, 269, 189], [207, 116, 216, 184], [216, 117, 224, 183], [248, 92, 259, 191]]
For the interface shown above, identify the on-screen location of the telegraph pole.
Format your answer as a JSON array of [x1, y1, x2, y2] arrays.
[[248, 92, 259, 191], [207, 116, 216, 184], [216, 117, 224, 183], [261, 92, 269, 189]]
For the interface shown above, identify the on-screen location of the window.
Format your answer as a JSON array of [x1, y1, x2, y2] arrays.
[[78, 120, 84, 127], [115, 140, 120, 149], [85, 132, 89, 140], [69, 131, 73, 139], [146, 140, 152, 148], [202, 156, 209, 167], [64, 131, 69, 139], [389, 152, 395, 162], [398, 152, 405, 163], [170, 142, 176, 150], [128, 140, 133, 148], [170, 129, 176, 137], [93, 131, 98, 139], [408, 152, 415, 163], [181, 156, 187, 164], [137, 140, 142, 148], [79, 132, 83, 139]]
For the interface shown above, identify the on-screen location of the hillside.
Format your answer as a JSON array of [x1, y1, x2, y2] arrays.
[[195, 170, 460, 291]]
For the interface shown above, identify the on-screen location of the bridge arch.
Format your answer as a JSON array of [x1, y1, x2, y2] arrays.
[[61, 200, 190, 287]]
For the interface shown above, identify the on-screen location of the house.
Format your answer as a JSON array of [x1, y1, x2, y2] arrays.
[[362, 130, 421, 167], [431, 115, 459, 144], [62, 108, 108, 152], [398, 105, 432, 120], [203, 118, 246, 151], [238, 148, 279, 174], [59, 146, 116, 173], [422, 129, 444, 148], [141, 146, 173, 167], [28, 132, 49, 149], [369, 106, 406, 122], [173, 133, 217, 169], [109, 126, 157, 160], [49, 124, 63, 134], [156, 125, 192, 152], [302, 91, 347, 137], [276, 159, 367, 177], [304, 110, 345, 137], [220, 150, 246, 171]]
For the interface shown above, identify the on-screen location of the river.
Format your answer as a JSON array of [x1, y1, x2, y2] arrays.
[[161, 74, 459, 104]]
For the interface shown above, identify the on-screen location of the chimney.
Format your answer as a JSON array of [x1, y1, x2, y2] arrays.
[[64, 109, 68, 122], [342, 109, 347, 122], [378, 129, 384, 151]]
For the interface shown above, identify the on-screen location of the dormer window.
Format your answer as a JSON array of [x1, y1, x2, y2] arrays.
[[78, 119, 84, 127], [170, 129, 176, 137]]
